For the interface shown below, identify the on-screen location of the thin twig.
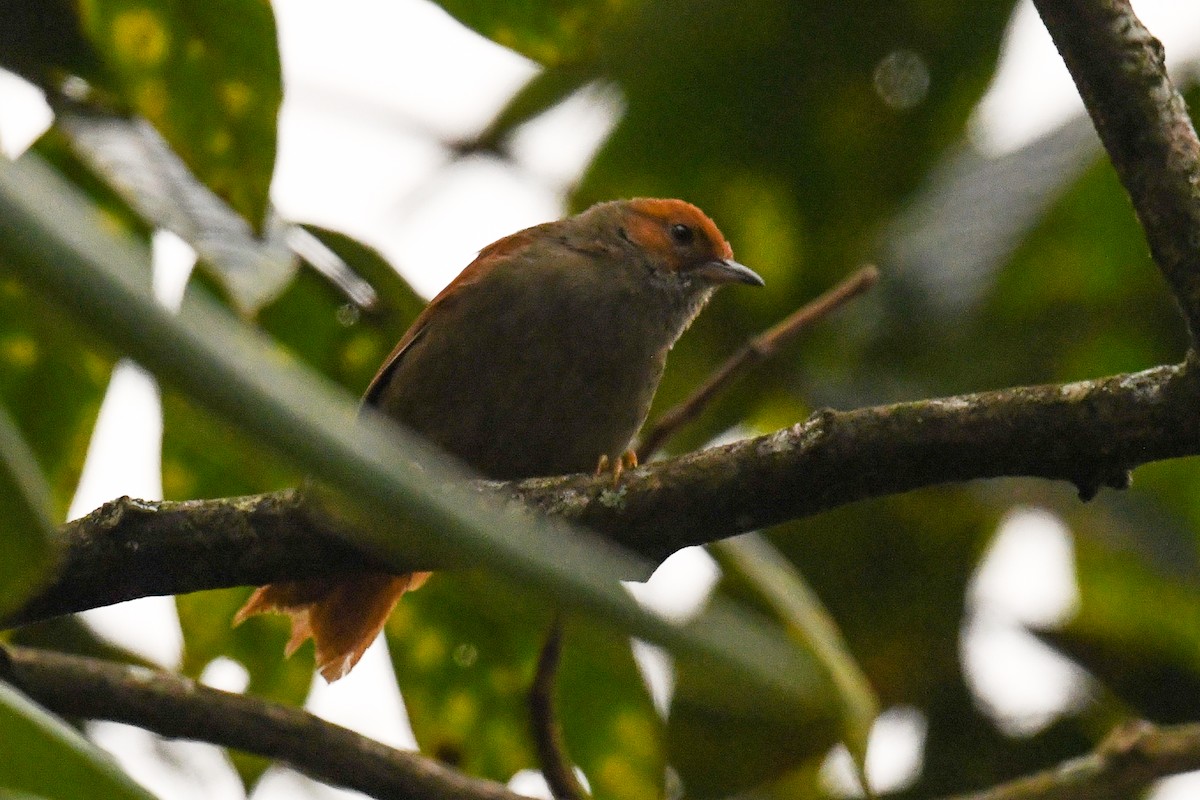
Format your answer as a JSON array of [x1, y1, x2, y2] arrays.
[[0, 644, 524, 800], [637, 265, 880, 459], [528, 619, 589, 800], [943, 720, 1200, 800]]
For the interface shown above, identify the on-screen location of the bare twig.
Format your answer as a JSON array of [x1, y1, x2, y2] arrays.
[[7, 362, 1200, 629], [944, 720, 1200, 800], [528, 620, 589, 800], [0, 645, 524, 800], [1033, 0, 1200, 345], [637, 265, 879, 459]]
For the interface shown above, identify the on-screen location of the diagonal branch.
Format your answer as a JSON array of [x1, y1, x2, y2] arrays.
[[1033, 0, 1200, 344], [6, 362, 1199, 629], [0, 644, 525, 800], [636, 264, 880, 459], [943, 720, 1200, 800]]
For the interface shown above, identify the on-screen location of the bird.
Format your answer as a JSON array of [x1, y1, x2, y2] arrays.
[[235, 198, 764, 681]]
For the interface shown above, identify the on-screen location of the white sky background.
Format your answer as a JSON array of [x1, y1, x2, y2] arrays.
[[3, 1, 1200, 798]]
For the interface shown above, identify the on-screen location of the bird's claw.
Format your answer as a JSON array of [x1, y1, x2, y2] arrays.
[[595, 449, 638, 486]]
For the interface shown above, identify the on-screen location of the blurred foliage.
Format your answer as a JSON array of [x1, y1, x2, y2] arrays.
[[0, 683, 157, 800], [0, 275, 112, 520], [3, 0, 1200, 798], [387, 572, 664, 800], [75, 0, 282, 230], [0, 405, 56, 621], [164, 227, 424, 792]]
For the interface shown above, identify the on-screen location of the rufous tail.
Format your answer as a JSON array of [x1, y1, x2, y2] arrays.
[[234, 571, 431, 682]]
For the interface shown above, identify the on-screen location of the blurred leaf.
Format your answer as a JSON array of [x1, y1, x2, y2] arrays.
[[0, 274, 114, 520], [163, 227, 423, 500], [0, 131, 145, 520], [175, 587, 312, 789], [861, 79, 1199, 407], [0, 405, 57, 620], [30, 125, 153, 242], [389, 572, 664, 799], [166, 228, 422, 787], [668, 637, 839, 799], [56, 104, 296, 313], [916, 156, 1185, 394], [753, 491, 1005, 796], [77, 0, 282, 230], [557, 622, 664, 800], [886, 116, 1102, 317], [387, 571, 548, 781], [259, 226, 426, 393], [710, 534, 878, 788], [0, 682, 157, 800], [0, 0, 108, 92], [433, 0, 612, 66], [161, 390, 298, 502], [1050, 526, 1200, 724], [667, 531, 877, 798]]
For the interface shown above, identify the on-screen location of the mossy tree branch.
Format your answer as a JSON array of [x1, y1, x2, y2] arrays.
[[0, 645, 525, 800], [6, 644, 1200, 800], [944, 720, 1200, 800], [6, 362, 1198, 629]]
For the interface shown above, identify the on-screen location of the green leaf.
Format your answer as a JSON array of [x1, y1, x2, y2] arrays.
[[0, 405, 57, 620], [668, 667, 837, 800], [0, 150, 839, 740], [0, 0, 108, 92], [55, 107, 297, 314], [162, 227, 423, 500], [0, 134, 144, 520], [0, 682, 157, 800], [165, 229, 421, 789], [0, 275, 114, 520], [30, 126, 153, 244], [387, 571, 548, 781], [558, 622, 664, 800], [1046, 516, 1200, 723], [258, 226, 426, 394], [77, 0, 282, 230], [712, 534, 878, 786], [175, 587, 313, 790], [667, 491, 1001, 797], [433, 0, 618, 66], [669, 625, 842, 800], [388, 573, 664, 799]]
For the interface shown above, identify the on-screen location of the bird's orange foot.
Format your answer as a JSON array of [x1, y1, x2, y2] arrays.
[[595, 449, 638, 485]]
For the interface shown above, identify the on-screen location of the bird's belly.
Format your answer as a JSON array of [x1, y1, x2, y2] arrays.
[[393, 335, 661, 481], [443, 360, 656, 479]]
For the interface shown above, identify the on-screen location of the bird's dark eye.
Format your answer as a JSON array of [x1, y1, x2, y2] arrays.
[[669, 223, 695, 246]]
